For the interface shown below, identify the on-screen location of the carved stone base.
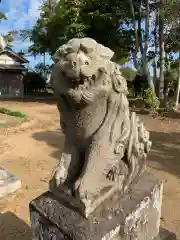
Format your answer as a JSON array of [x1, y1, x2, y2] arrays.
[[29, 172, 176, 240]]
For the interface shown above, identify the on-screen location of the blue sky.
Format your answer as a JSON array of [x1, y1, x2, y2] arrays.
[[0, 1, 159, 74], [0, 0, 52, 68], [0, 1, 176, 76]]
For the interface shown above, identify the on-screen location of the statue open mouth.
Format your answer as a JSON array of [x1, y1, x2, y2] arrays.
[[71, 74, 96, 91], [71, 73, 85, 88]]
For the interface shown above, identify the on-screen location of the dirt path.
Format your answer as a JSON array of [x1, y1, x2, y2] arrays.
[[0, 100, 64, 239], [139, 114, 180, 238], [0, 101, 180, 239]]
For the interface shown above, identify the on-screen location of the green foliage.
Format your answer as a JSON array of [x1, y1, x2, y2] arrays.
[[164, 68, 178, 92], [27, 0, 86, 55], [25, 0, 133, 61], [0, 108, 28, 119], [165, 99, 175, 112], [0, 11, 17, 49], [0, 11, 7, 20], [17, 51, 26, 57], [143, 88, 160, 110], [35, 62, 52, 77], [163, 1, 180, 53], [3, 31, 17, 42], [18, 0, 180, 100], [131, 73, 149, 97], [121, 67, 137, 82], [121, 67, 137, 95]]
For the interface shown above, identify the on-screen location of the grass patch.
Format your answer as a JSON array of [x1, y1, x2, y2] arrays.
[[0, 108, 28, 119], [0, 108, 29, 128], [0, 122, 16, 128]]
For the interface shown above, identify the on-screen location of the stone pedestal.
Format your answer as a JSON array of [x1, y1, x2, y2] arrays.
[[29, 172, 176, 240], [0, 166, 21, 199]]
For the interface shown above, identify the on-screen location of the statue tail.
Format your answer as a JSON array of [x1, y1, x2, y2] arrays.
[[123, 112, 152, 192]]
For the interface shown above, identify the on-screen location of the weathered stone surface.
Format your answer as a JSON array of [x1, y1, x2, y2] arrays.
[[30, 211, 69, 240], [50, 37, 152, 217], [0, 166, 21, 199], [30, 172, 165, 240]]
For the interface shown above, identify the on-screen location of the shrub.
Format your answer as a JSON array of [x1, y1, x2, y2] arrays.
[[143, 88, 160, 110], [121, 67, 137, 82], [165, 99, 175, 112]]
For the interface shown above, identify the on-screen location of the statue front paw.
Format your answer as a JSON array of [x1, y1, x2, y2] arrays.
[[74, 178, 81, 192], [51, 165, 66, 187], [114, 143, 124, 155]]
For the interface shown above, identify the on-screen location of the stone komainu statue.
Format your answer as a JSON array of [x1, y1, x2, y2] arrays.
[[50, 38, 151, 217]]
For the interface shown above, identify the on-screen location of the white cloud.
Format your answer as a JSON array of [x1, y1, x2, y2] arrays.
[[0, 0, 52, 67], [0, 0, 44, 53], [1, 0, 43, 32]]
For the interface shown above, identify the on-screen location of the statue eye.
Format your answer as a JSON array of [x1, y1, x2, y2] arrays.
[[85, 61, 89, 65]]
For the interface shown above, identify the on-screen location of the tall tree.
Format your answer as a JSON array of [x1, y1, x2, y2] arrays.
[[128, 0, 155, 89], [24, 0, 133, 62], [143, 0, 153, 89], [175, 53, 180, 109], [128, 0, 139, 69], [153, 9, 158, 85], [35, 62, 52, 79], [158, 6, 165, 101], [163, 0, 180, 107], [0, 12, 7, 21], [0, 11, 17, 51]]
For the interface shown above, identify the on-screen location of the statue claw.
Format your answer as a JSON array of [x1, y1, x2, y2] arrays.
[[51, 165, 66, 186], [74, 178, 81, 192], [114, 143, 124, 155]]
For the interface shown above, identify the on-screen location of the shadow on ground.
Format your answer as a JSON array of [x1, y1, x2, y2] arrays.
[[148, 131, 180, 178], [32, 130, 65, 160], [32, 128, 180, 179], [0, 211, 32, 240]]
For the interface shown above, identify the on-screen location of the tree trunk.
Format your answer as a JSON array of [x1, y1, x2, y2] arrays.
[[138, 0, 154, 89], [164, 52, 170, 102], [43, 52, 46, 79], [153, 9, 158, 86], [137, 17, 144, 58], [129, 0, 139, 69], [175, 52, 180, 110], [158, 9, 165, 102]]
